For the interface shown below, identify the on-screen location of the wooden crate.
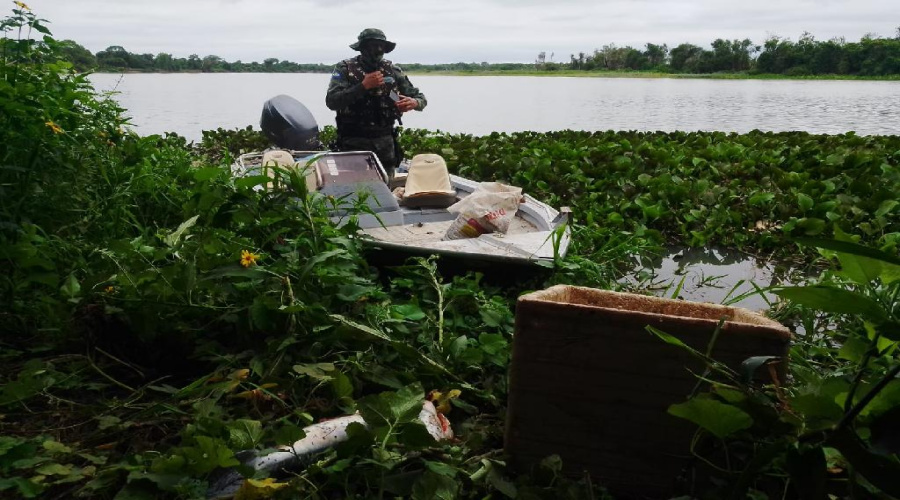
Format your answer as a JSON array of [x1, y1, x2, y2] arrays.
[[505, 285, 791, 498]]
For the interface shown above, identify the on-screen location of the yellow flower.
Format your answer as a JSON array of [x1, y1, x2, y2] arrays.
[[14, 1, 30, 10], [429, 389, 462, 414], [45, 121, 63, 134], [235, 477, 289, 500], [104, 286, 115, 294], [240, 250, 259, 268]]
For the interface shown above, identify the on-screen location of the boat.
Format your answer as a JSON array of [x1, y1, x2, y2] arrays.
[[234, 95, 572, 267]]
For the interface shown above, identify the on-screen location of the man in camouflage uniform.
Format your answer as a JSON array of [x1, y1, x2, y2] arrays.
[[326, 28, 427, 179]]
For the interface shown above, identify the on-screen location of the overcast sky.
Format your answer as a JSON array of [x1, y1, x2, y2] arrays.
[[25, 0, 900, 64]]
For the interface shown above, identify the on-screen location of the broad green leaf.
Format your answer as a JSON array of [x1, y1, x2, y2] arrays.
[[227, 419, 264, 450], [412, 471, 459, 500], [60, 273, 80, 299], [485, 460, 517, 498], [36, 463, 74, 476], [192, 167, 224, 181], [163, 215, 199, 247], [399, 422, 437, 447], [0, 436, 26, 457], [797, 217, 825, 236], [42, 440, 72, 454], [273, 424, 306, 446], [0, 477, 43, 498], [449, 336, 469, 358], [331, 371, 354, 399], [668, 397, 753, 439], [478, 333, 507, 355], [357, 383, 424, 428], [235, 175, 271, 189], [749, 192, 775, 205], [249, 296, 274, 330], [0, 365, 55, 407], [795, 237, 900, 284], [788, 377, 847, 430], [292, 363, 335, 380], [425, 460, 459, 478], [825, 154, 845, 166], [394, 304, 426, 321], [796, 236, 900, 265], [882, 265, 900, 285], [858, 380, 900, 419], [875, 199, 899, 217], [337, 283, 373, 301], [837, 336, 869, 363], [837, 252, 886, 285], [96, 415, 122, 431], [713, 386, 747, 404], [202, 265, 268, 280], [388, 384, 426, 422], [181, 436, 239, 474], [797, 193, 814, 212], [124, 470, 186, 493], [479, 308, 507, 327], [774, 286, 887, 323], [334, 422, 374, 458], [539, 455, 563, 474]]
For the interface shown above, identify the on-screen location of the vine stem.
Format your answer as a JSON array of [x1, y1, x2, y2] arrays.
[[86, 354, 136, 393], [836, 361, 900, 433], [427, 262, 445, 350]]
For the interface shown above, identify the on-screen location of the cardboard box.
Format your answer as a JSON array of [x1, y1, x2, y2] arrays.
[[505, 285, 791, 497]]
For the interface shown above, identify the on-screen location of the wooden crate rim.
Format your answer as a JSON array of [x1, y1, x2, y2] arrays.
[[518, 284, 791, 340]]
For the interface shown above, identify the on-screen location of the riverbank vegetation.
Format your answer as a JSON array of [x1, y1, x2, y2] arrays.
[[61, 22, 900, 78], [4, 5, 900, 499]]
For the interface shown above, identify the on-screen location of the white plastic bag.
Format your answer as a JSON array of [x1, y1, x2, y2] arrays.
[[443, 182, 523, 240]]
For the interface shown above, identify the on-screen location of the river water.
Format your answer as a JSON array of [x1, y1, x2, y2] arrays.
[[89, 72, 880, 309], [89, 73, 900, 142]]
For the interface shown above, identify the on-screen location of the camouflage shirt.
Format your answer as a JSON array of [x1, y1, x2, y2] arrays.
[[325, 56, 426, 136]]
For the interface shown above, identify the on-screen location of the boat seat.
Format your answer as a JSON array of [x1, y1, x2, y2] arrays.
[[261, 150, 320, 192], [321, 179, 400, 216], [401, 154, 457, 208]]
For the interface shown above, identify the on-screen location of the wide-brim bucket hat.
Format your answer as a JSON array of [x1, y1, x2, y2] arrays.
[[350, 28, 396, 53]]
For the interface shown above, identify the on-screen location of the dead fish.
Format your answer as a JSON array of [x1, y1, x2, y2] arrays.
[[207, 401, 452, 499]]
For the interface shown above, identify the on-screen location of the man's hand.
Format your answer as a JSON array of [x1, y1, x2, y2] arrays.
[[361, 71, 384, 90], [396, 95, 419, 113]]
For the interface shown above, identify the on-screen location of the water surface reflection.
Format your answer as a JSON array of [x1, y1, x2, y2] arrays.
[[626, 247, 805, 311]]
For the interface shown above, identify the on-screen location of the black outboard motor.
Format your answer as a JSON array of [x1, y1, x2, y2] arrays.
[[260, 95, 322, 150]]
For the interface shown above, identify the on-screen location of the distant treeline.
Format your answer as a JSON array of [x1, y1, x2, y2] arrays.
[[555, 32, 900, 76], [61, 31, 900, 76]]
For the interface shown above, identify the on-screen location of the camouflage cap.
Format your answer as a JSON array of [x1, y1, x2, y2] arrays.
[[350, 28, 396, 53]]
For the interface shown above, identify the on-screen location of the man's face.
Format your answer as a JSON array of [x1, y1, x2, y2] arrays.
[[361, 40, 386, 62]]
